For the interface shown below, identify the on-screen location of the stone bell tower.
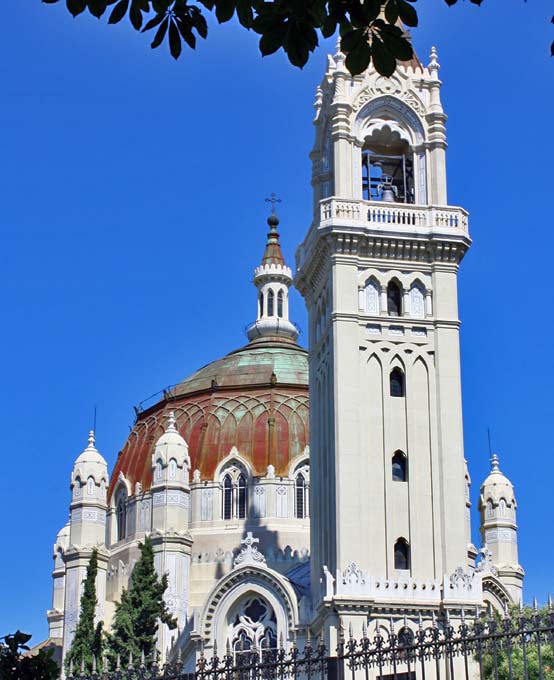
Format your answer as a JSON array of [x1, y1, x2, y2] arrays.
[[294, 44, 479, 631]]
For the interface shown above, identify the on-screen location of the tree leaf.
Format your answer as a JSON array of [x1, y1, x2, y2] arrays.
[[259, 23, 287, 56], [371, 35, 395, 76], [397, 0, 418, 27], [87, 0, 108, 18], [150, 16, 169, 47], [176, 17, 196, 48], [384, 0, 399, 26], [215, 0, 235, 23], [235, 0, 253, 28], [141, 11, 165, 31], [108, 0, 129, 23], [344, 40, 371, 76], [66, 0, 87, 17], [129, 0, 143, 29], [169, 19, 182, 57], [321, 15, 337, 38], [190, 9, 208, 38]]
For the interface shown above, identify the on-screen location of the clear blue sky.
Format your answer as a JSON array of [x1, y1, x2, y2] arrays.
[[0, 0, 552, 642]]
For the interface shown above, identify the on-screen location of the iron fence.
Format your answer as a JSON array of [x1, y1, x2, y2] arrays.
[[67, 607, 554, 680]]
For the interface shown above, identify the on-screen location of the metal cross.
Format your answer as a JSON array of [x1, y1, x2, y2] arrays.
[[265, 192, 282, 214]]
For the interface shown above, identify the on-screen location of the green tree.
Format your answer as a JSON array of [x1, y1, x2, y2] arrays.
[[481, 605, 554, 680], [40, 0, 553, 77], [0, 631, 58, 680], [65, 548, 105, 674], [107, 536, 177, 664]]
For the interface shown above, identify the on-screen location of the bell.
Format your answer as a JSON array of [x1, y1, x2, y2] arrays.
[[379, 175, 396, 203], [381, 187, 396, 203]]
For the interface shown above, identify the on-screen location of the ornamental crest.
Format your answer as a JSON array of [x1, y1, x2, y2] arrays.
[[234, 532, 266, 568]]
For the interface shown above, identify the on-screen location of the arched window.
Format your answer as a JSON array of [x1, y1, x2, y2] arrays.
[[223, 474, 233, 520], [74, 476, 82, 498], [387, 281, 402, 316], [394, 538, 410, 570], [499, 499, 507, 517], [390, 368, 405, 397], [155, 459, 163, 481], [410, 282, 425, 318], [267, 290, 274, 316], [237, 474, 248, 519], [392, 451, 407, 482], [277, 290, 284, 318], [259, 292, 264, 317], [116, 491, 127, 541], [365, 279, 380, 315], [485, 500, 494, 519], [295, 473, 307, 519], [168, 459, 177, 479], [86, 477, 95, 496], [229, 597, 277, 663]]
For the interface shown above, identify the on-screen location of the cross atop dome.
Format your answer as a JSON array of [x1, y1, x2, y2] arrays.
[[260, 195, 285, 267]]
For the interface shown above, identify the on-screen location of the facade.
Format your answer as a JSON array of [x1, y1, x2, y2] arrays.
[[45, 40, 523, 673]]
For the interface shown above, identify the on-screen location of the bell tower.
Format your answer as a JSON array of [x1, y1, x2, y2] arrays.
[[295, 44, 478, 629]]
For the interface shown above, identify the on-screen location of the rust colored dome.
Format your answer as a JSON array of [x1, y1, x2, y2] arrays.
[[108, 338, 309, 500]]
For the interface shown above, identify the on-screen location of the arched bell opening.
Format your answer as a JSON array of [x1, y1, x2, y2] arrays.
[[361, 124, 415, 204]]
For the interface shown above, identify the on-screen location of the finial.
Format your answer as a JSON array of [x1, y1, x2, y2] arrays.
[[166, 411, 178, 433], [428, 46, 440, 76], [88, 430, 96, 448], [491, 454, 500, 472]]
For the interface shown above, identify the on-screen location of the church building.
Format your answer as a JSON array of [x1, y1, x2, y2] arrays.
[[45, 39, 524, 672]]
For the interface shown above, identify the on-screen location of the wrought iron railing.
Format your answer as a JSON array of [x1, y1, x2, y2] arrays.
[[67, 606, 554, 680]]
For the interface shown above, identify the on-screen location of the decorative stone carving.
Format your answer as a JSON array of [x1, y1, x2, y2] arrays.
[[234, 532, 266, 568]]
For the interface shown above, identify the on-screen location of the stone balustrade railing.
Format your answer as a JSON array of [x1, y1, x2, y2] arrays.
[[319, 197, 469, 232]]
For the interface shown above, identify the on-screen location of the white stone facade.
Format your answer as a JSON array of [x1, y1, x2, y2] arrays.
[[45, 41, 523, 673]]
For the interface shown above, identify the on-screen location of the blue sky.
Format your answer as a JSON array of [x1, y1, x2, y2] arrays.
[[0, 0, 552, 641]]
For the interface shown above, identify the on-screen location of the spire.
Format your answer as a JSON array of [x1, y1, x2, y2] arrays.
[[246, 204, 299, 345], [166, 410, 178, 433], [87, 430, 96, 449], [261, 213, 285, 267]]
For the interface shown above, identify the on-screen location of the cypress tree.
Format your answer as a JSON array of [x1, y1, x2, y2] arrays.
[[65, 548, 104, 673], [107, 536, 177, 664]]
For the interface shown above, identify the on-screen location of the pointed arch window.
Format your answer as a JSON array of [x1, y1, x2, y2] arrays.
[[86, 477, 95, 496], [410, 282, 425, 318], [267, 290, 275, 316], [223, 474, 233, 520], [387, 281, 402, 316], [365, 279, 380, 315], [277, 290, 284, 318], [295, 472, 308, 519], [394, 538, 410, 571], [392, 451, 407, 482], [116, 490, 127, 541], [259, 292, 264, 318], [390, 368, 405, 398], [237, 474, 248, 519]]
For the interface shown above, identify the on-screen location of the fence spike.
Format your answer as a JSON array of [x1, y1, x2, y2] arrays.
[[389, 618, 395, 633], [319, 629, 325, 646], [307, 626, 312, 643], [487, 602, 492, 619], [362, 620, 367, 638], [81, 657, 85, 673], [338, 619, 345, 644], [102, 653, 108, 673], [549, 594, 553, 611], [348, 622, 353, 639], [445, 609, 450, 624], [503, 601, 509, 619], [403, 614, 408, 628], [474, 605, 479, 622], [199, 639, 205, 659], [68, 658, 73, 677], [534, 597, 539, 613], [141, 649, 145, 667], [418, 612, 423, 631], [92, 655, 97, 672], [279, 632, 284, 650], [116, 653, 121, 670], [128, 650, 133, 669], [177, 648, 182, 664], [431, 611, 436, 627], [519, 600, 523, 614], [461, 607, 466, 623], [214, 639, 219, 656]]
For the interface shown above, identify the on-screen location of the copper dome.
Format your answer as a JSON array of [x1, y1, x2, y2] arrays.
[[108, 338, 309, 500]]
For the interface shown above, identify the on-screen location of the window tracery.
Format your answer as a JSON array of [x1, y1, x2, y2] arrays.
[[227, 597, 277, 661], [410, 282, 425, 318], [221, 465, 249, 521], [365, 279, 380, 315]]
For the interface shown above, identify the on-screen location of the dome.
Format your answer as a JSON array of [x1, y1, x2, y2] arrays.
[[480, 454, 515, 504], [72, 431, 108, 484], [108, 338, 309, 501]]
